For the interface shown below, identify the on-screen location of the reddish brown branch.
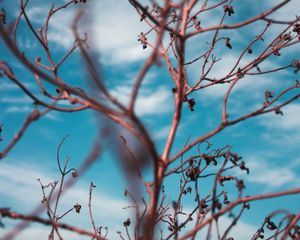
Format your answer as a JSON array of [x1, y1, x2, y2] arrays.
[[0, 208, 106, 240]]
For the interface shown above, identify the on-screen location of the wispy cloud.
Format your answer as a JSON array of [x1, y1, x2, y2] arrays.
[[246, 159, 296, 188], [0, 161, 129, 239], [177, 206, 258, 239], [199, 53, 286, 99], [0, 81, 36, 92], [4, 105, 62, 121], [25, 5, 75, 49], [153, 125, 171, 140], [260, 104, 300, 130], [233, 154, 300, 190], [269, 0, 299, 21], [0, 96, 32, 104], [0, 226, 85, 240], [23, 1, 149, 64], [5, 105, 33, 113], [90, 0, 149, 64], [258, 104, 300, 149], [111, 85, 172, 116]]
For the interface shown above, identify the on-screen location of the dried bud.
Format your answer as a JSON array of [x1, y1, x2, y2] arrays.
[[140, 12, 146, 22], [274, 108, 283, 115], [192, 16, 201, 31], [91, 182, 96, 188], [280, 33, 292, 42], [74, 203, 81, 213], [168, 225, 174, 232], [186, 167, 200, 181], [223, 192, 230, 204], [214, 199, 222, 210], [265, 217, 277, 230], [225, 37, 232, 49], [0, 8, 6, 25], [239, 161, 250, 174], [138, 32, 148, 49], [36, 57, 41, 63], [266, 221, 277, 230], [244, 202, 250, 210], [223, 5, 234, 16], [0, 124, 3, 142], [218, 175, 234, 186], [207, 155, 217, 165], [256, 227, 264, 239], [292, 59, 300, 74], [171, 9, 178, 23], [237, 68, 244, 78], [74, 0, 87, 4], [71, 170, 78, 178], [264, 90, 273, 105], [273, 48, 281, 56], [231, 152, 242, 162], [236, 179, 245, 192], [187, 98, 196, 111], [292, 23, 300, 39], [124, 189, 128, 197], [183, 186, 192, 195], [265, 90, 273, 98], [123, 218, 131, 227], [200, 199, 208, 209]]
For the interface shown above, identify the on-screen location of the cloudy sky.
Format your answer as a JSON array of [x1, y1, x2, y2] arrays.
[[0, 0, 300, 239]]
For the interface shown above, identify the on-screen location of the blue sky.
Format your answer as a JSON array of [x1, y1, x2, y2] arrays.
[[0, 0, 300, 239]]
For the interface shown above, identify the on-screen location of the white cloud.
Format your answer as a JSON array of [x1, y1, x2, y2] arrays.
[[153, 125, 170, 140], [4, 105, 62, 121], [5, 105, 33, 113], [111, 85, 172, 116], [259, 104, 300, 150], [90, 0, 150, 64], [0, 96, 32, 104], [233, 155, 298, 189], [44, 112, 63, 121], [219, 216, 258, 239], [136, 87, 172, 115], [0, 82, 36, 92], [177, 207, 257, 239], [23, 1, 149, 64], [25, 5, 75, 49], [198, 52, 286, 99], [0, 161, 128, 239], [246, 160, 296, 188], [0, 226, 86, 240], [269, 0, 299, 21], [260, 104, 300, 130]]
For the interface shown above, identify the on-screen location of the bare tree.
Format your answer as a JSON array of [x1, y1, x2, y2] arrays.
[[0, 0, 300, 239]]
